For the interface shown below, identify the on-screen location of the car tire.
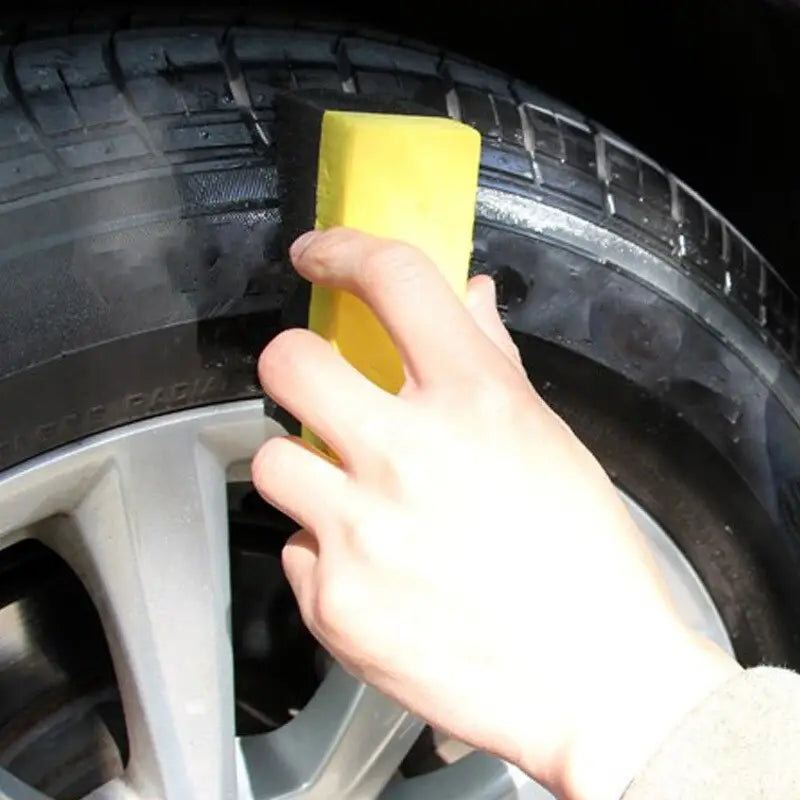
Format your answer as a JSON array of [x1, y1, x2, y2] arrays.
[[0, 15, 799, 789]]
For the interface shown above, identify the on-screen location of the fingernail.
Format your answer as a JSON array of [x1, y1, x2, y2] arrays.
[[290, 230, 319, 261]]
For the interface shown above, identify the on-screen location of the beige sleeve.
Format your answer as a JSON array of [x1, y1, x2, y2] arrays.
[[622, 666, 800, 799]]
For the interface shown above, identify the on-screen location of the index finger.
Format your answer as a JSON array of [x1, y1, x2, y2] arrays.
[[290, 228, 502, 387]]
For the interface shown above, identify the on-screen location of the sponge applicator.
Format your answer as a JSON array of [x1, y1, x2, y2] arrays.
[[276, 91, 481, 442]]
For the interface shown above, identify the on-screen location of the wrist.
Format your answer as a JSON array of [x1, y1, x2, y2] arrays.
[[555, 629, 742, 800], [507, 626, 742, 800]]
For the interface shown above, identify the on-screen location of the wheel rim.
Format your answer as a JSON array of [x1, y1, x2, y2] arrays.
[[0, 400, 731, 800]]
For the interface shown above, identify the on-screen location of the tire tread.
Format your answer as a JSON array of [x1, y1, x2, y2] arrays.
[[0, 17, 794, 366]]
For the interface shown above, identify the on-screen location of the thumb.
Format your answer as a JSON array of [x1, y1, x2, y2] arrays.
[[465, 275, 523, 369]]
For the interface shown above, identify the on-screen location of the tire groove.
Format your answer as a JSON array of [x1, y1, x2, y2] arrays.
[[101, 32, 158, 155], [335, 37, 357, 94], [218, 28, 270, 150], [3, 47, 66, 170], [55, 66, 82, 125]]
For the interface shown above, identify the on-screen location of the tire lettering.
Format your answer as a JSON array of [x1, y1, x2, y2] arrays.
[[36, 422, 56, 443], [62, 411, 80, 432], [173, 382, 189, 403], [126, 393, 146, 413], [150, 387, 168, 408], [200, 375, 222, 396], [1, 377, 231, 468]]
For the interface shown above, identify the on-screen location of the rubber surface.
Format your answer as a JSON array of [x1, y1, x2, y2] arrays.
[[0, 23, 794, 426], [0, 17, 799, 674]]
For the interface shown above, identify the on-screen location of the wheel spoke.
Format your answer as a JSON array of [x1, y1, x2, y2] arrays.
[[82, 777, 140, 800], [37, 429, 236, 800], [238, 665, 423, 799], [0, 400, 731, 800], [0, 767, 51, 800], [381, 752, 551, 800]]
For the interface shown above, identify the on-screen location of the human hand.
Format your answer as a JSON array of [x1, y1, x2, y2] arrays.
[[252, 228, 741, 800]]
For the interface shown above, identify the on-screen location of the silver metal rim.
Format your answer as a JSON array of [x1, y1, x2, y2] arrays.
[[0, 400, 731, 800]]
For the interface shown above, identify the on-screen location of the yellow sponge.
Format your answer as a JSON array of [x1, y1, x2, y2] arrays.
[[309, 111, 481, 403]]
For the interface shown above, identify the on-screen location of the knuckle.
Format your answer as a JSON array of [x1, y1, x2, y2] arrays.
[[338, 500, 405, 566], [258, 329, 307, 386], [348, 441, 412, 503], [469, 378, 519, 421], [251, 436, 289, 486], [361, 242, 424, 292], [341, 512, 384, 559], [313, 576, 358, 633], [305, 227, 361, 270]]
